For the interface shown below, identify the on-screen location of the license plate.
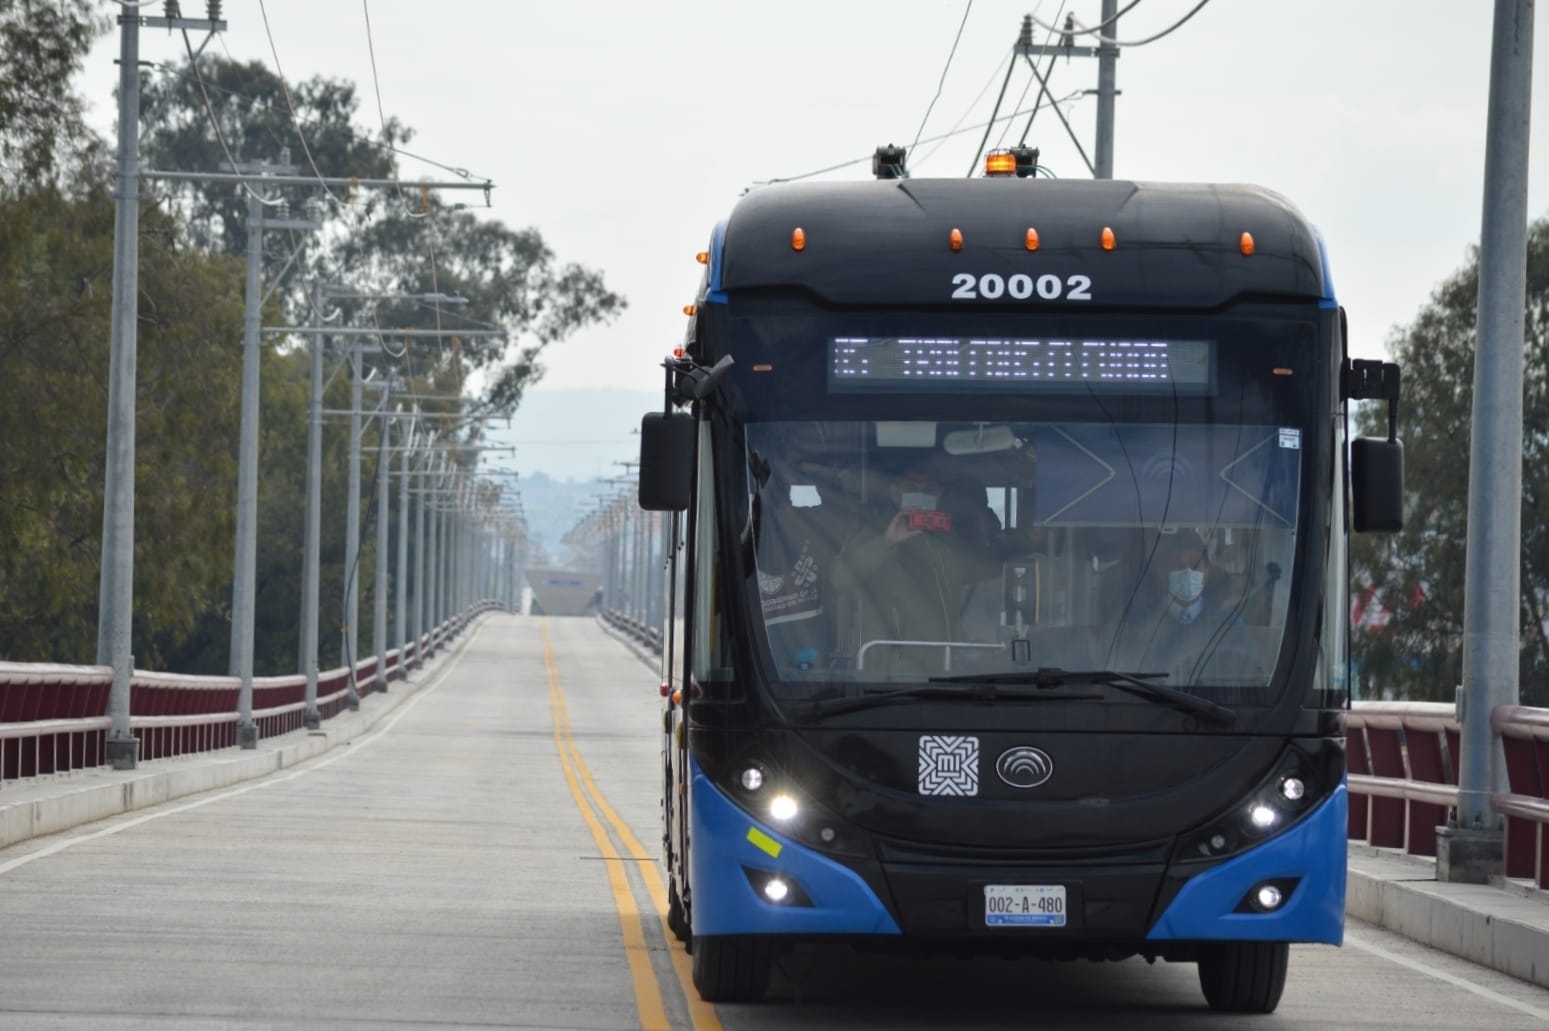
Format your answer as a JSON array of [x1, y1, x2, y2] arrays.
[[984, 884, 1067, 927]]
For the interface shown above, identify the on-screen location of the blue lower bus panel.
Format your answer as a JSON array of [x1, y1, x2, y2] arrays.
[[688, 761, 901, 937], [1148, 784, 1348, 944]]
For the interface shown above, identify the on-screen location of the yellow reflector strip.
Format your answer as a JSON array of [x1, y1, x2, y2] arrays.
[[747, 827, 783, 857]]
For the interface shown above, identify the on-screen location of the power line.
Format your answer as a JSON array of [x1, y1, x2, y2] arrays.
[[908, 0, 974, 164], [1028, 0, 1212, 48]]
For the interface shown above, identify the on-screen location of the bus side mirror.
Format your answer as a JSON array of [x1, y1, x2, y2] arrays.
[[639, 411, 695, 511], [1351, 437, 1403, 532]]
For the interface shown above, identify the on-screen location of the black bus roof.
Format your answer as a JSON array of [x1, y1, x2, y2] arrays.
[[712, 178, 1330, 309]]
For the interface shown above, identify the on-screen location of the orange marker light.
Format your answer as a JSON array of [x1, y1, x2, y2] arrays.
[[791, 227, 806, 251], [682, 304, 696, 316], [949, 228, 964, 252], [1273, 367, 1294, 376], [1101, 227, 1116, 251], [753, 363, 773, 372], [1240, 232, 1256, 256], [696, 251, 709, 265], [1025, 228, 1040, 252], [672, 347, 685, 357], [984, 150, 1017, 176]]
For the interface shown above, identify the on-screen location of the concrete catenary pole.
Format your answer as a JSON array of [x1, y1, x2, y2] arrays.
[[374, 408, 391, 691], [98, 10, 142, 768], [229, 186, 263, 748], [342, 342, 363, 706], [396, 410, 413, 670], [301, 280, 324, 729], [1093, 0, 1118, 179], [1442, 0, 1535, 883]]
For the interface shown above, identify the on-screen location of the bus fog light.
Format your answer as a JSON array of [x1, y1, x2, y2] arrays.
[[1256, 884, 1283, 910], [740, 767, 764, 791], [1280, 776, 1305, 801], [769, 794, 798, 821], [1248, 804, 1278, 830], [763, 877, 790, 902]]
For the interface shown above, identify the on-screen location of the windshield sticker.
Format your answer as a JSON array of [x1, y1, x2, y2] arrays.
[[919, 735, 980, 796], [1278, 427, 1301, 449]]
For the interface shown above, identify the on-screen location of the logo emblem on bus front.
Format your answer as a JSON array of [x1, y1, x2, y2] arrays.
[[996, 746, 1054, 788]]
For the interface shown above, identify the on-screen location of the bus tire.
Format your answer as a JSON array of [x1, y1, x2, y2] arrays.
[[666, 877, 690, 943], [690, 934, 773, 1002], [1197, 941, 1289, 1013]]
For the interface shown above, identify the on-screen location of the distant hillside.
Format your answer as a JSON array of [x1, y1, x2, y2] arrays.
[[486, 388, 659, 561]]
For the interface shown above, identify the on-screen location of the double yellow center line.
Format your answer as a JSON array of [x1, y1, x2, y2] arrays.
[[541, 621, 721, 1031]]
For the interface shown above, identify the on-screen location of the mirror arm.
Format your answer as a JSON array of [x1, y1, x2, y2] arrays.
[[1344, 358, 1402, 441]]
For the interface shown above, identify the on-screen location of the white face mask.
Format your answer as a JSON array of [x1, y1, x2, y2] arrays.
[[1167, 567, 1205, 603], [899, 491, 939, 511]]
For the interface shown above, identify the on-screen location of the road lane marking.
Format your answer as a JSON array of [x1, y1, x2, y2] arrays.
[[543, 621, 723, 1031], [0, 621, 477, 877], [542, 621, 673, 1031], [1346, 931, 1549, 1022]]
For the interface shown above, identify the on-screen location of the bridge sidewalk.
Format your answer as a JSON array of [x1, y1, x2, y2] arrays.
[[1347, 842, 1549, 988], [0, 624, 474, 855]]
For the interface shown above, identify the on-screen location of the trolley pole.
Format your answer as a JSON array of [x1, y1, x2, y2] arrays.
[[1441, 0, 1535, 884]]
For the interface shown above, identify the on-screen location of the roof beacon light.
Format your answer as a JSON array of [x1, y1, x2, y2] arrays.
[[1101, 227, 1116, 251], [791, 227, 806, 252], [1025, 228, 1040, 252], [984, 150, 1018, 177], [1240, 232, 1256, 256], [949, 228, 964, 252]]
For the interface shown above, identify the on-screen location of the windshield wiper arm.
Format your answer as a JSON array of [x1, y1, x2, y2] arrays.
[[793, 681, 1098, 722], [930, 667, 1236, 727]]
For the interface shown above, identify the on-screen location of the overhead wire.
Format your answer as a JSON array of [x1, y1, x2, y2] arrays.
[[907, 0, 974, 165], [179, 31, 285, 206], [1028, 0, 1213, 48], [256, 0, 347, 207], [764, 90, 1086, 184]]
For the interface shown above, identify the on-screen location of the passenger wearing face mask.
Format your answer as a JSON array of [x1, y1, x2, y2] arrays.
[[1140, 529, 1237, 629], [831, 467, 1002, 670]]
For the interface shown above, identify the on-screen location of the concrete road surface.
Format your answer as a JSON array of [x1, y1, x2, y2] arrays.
[[1, 613, 1547, 1029]]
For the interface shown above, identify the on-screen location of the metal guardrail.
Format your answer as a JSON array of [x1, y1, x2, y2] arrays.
[[0, 602, 502, 785], [1345, 701, 1549, 888]]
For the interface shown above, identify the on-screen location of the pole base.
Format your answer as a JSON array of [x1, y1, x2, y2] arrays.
[[1437, 825, 1503, 883], [237, 722, 259, 750], [303, 710, 321, 731], [106, 736, 139, 771]]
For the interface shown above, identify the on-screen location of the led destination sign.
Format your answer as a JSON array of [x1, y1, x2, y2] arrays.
[[829, 337, 1214, 394]]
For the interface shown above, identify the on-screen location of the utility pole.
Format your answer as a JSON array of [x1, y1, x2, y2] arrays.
[[301, 280, 325, 729], [231, 160, 320, 748], [98, 3, 227, 770], [1440, 0, 1535, 884], [1018, 3, 1119, 179]]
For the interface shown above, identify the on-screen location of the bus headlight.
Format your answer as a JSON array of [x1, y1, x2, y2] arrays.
[[1174, 744, 1328, 864], [769, 794, 799, 821]]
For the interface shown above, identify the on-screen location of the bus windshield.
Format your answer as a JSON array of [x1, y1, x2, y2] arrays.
[[725, 312, 1319, 704]]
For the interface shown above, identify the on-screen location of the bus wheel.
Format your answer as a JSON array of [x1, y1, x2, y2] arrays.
[[690, 934, 773, 1002], [666, 878, 690, 943], [1197, 941, 1289, 1013]]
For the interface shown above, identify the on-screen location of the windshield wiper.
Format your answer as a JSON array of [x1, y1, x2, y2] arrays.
[[792, 681, 1100, 722], [928, 667, 1236, 727]]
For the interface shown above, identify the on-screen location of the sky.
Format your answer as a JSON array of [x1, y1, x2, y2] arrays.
[[79, 0, 1549, 482]]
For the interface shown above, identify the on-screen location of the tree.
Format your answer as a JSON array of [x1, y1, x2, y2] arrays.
[[140, 55, 626, 420], [1350, 217, 1549, 703], [0, 0, 106, 186]]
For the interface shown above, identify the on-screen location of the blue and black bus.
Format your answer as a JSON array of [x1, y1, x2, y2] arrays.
[[637, 149, 1403, 1013]]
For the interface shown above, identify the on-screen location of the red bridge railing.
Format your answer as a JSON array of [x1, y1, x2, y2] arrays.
[[0, 602, 500, 785]]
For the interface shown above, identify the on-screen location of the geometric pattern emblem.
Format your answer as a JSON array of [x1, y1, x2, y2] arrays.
[[918, 735, 979, 796]]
